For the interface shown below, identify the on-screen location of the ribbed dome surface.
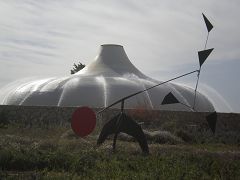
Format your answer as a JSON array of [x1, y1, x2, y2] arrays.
[[2, 44, 214, 111]]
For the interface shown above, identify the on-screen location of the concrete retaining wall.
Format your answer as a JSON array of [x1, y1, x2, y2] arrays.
[[0, 105, 239, 133], [1, 105, 239, 144]]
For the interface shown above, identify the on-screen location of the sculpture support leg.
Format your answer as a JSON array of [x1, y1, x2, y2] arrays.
[[112, 113, 122, 151], [112, 132, 119, 151]]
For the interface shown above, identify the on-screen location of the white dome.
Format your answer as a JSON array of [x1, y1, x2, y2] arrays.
[[2, 44, 214, 111]]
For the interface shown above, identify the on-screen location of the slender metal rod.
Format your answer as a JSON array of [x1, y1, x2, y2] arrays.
[[113, 114, 122, 151], [97, 70, 198, 114], [204, 32, 209, 50], [180, 102, 194, 112], [121, 100, 124, 113], [193, 31, 210, 110], [193, 67, 201, 110]]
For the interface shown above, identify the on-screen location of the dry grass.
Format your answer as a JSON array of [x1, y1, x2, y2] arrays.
[[0, 125, 240, 179]]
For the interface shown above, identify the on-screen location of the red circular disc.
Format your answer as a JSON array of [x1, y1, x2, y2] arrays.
[[71, 107, 96, 137]]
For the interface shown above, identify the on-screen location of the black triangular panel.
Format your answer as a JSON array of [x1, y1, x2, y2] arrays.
[[161, 92, 180, 105], [198, 48, 214, 67], [202, 13, 213, 32], [206, 111, 217, 134], [97, 113, 149, 154]]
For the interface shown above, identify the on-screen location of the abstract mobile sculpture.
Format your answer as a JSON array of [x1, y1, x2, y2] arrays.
[[71, 13, 217, 154], [161, 13, 217, 133]]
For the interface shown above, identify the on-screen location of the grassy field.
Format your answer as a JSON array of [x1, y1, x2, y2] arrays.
[[0, 125, 240, 180]]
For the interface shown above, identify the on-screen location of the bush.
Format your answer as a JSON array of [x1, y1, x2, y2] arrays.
[[144, 130, 183, 144], [117, 130, 184, 145], [175, 129, 196, 143]]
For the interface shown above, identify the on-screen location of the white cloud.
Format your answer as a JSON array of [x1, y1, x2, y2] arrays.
[[0, 0, 239, 112]]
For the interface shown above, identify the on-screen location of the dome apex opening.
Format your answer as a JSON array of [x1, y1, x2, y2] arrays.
[[101, 44, 123, 47]]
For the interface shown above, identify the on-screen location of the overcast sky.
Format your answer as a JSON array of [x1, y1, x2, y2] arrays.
[[0, 0, 239, 112]]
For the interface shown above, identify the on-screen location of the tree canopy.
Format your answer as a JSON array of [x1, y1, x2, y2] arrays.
[[71, 62, 85, 74]]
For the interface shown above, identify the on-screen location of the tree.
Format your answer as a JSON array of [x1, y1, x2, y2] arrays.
[[70, 62, 85, 74]]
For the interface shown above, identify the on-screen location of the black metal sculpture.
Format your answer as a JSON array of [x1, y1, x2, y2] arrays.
[[161, 14, 217, 134], [96, 13, 216, 153], [97, 101, 149, 154], [96, 70, 198, 154]]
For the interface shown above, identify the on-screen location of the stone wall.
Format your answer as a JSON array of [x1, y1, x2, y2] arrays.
[[0, 105, 239, 132]]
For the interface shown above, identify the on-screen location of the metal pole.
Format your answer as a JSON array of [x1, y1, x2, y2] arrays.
[[204, 32, 209, 50], [193, 31, 209, 110], [193, 68, 201, 110], [121, 100, 125, 113], [180, 102, 194, 112]]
